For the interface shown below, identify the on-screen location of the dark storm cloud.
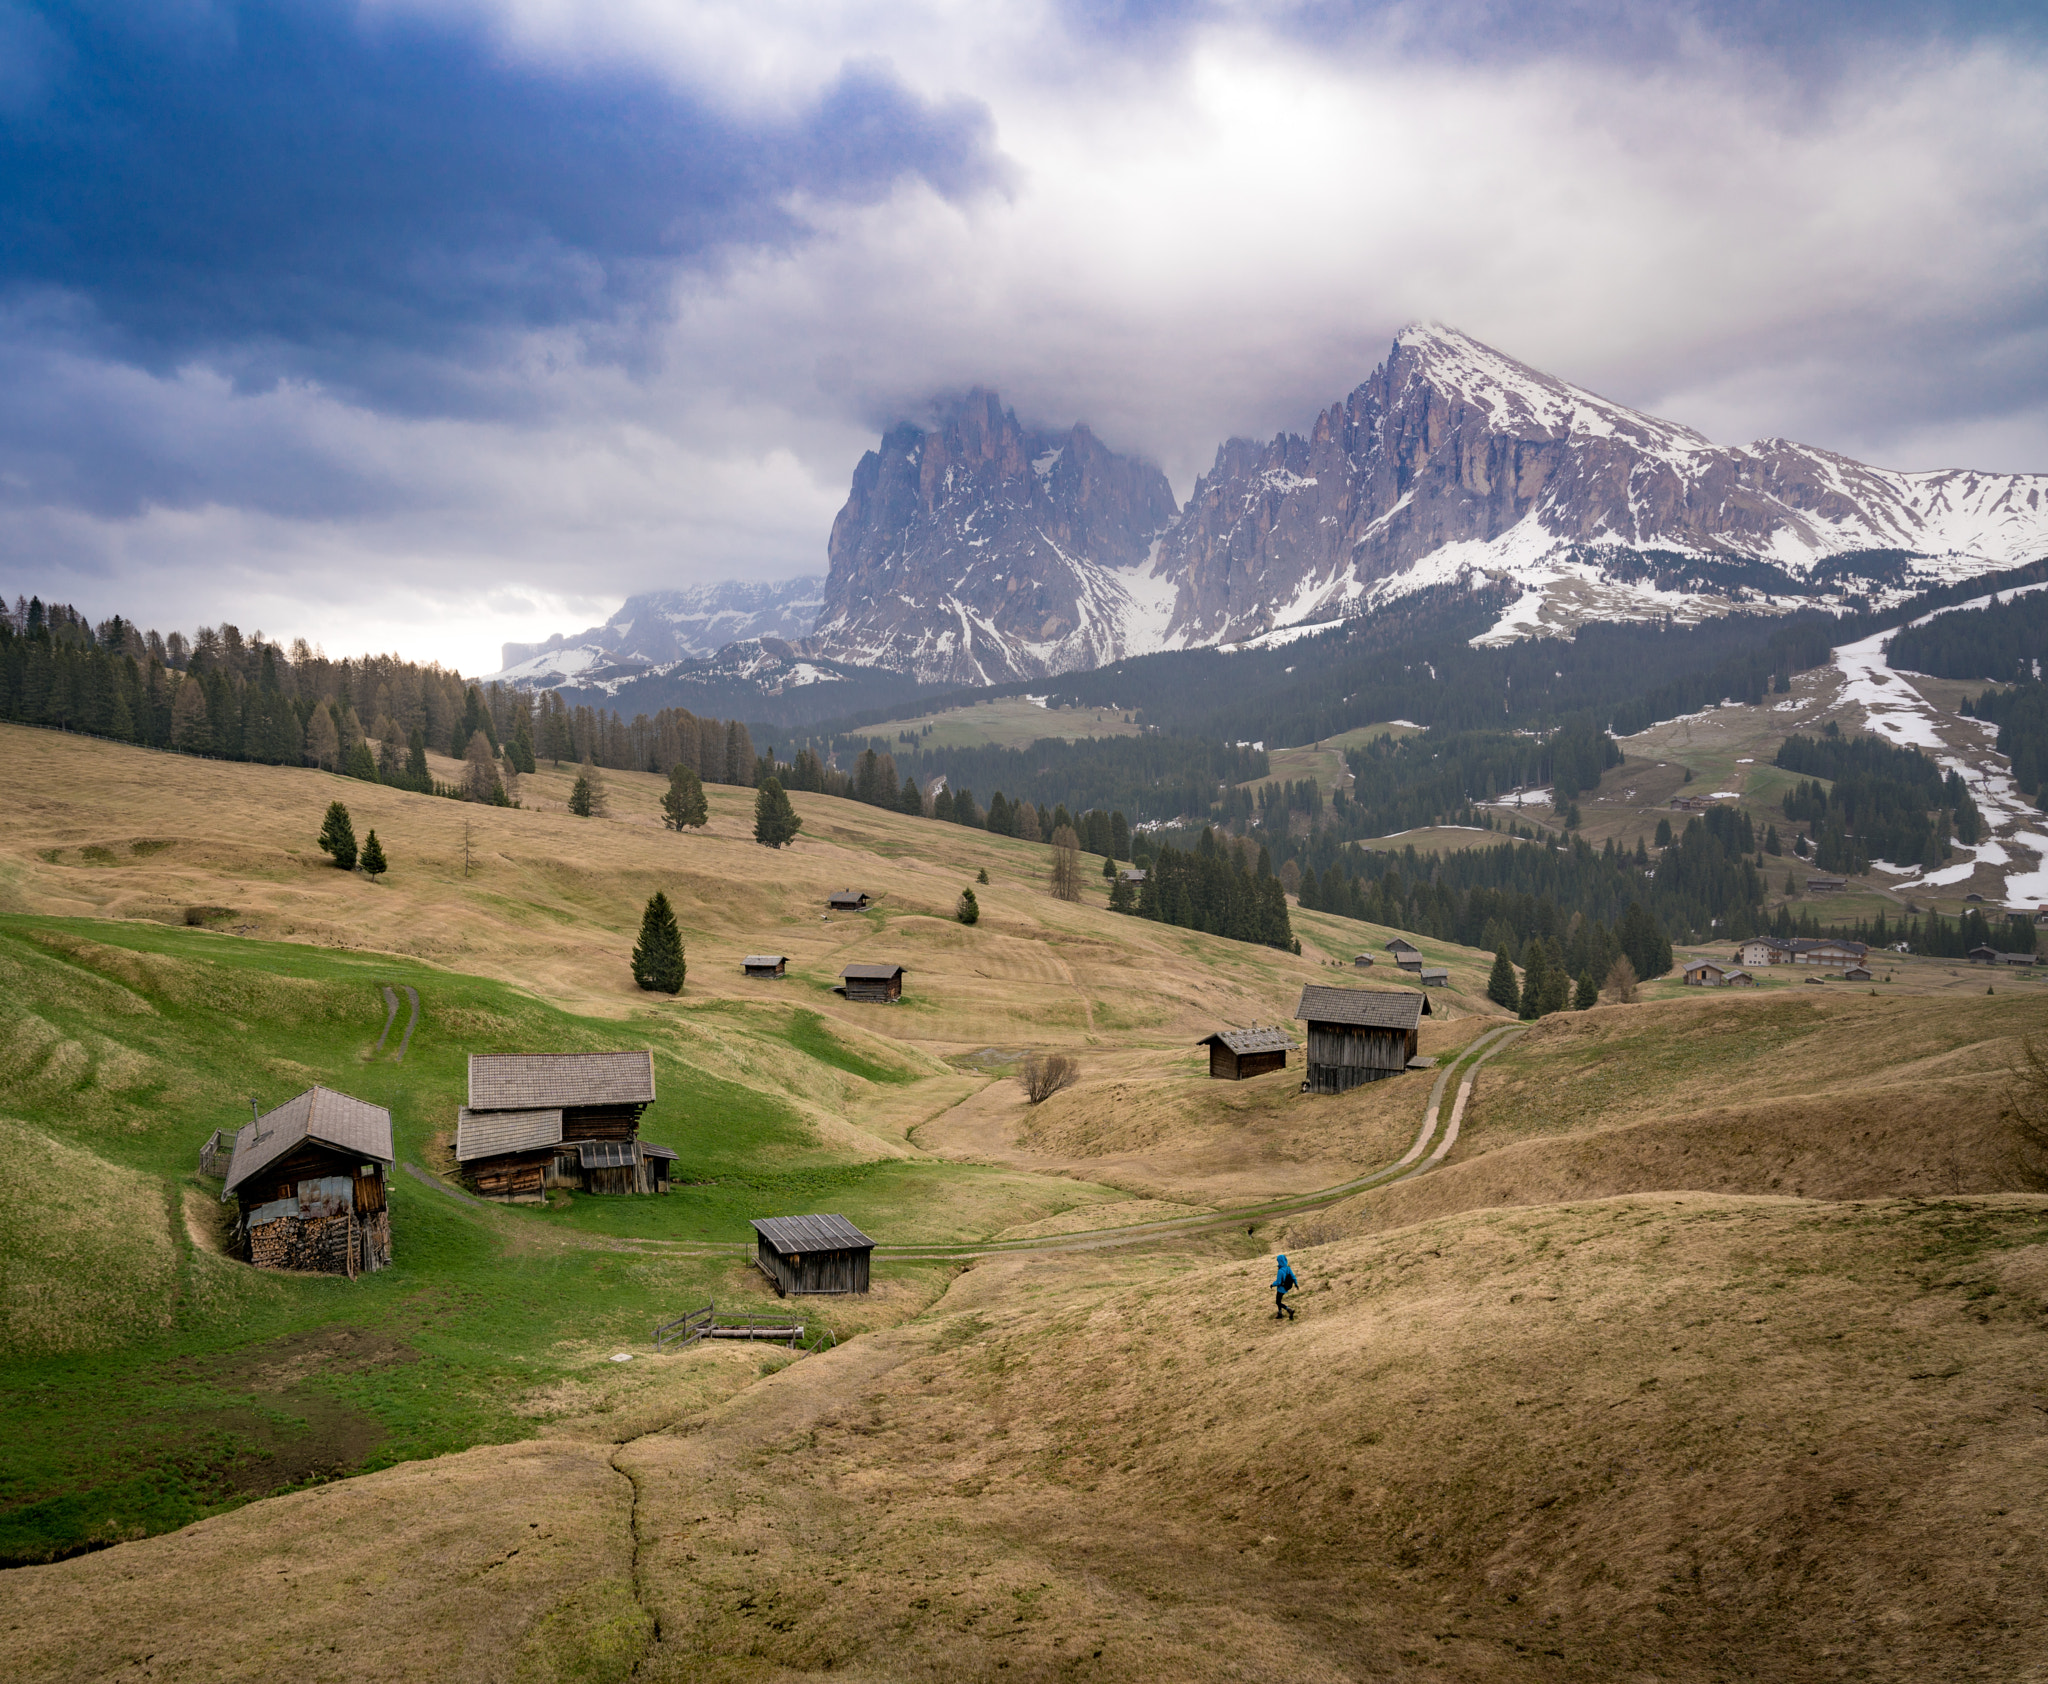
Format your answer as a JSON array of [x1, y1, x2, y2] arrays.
[[0, 1, 1004, 395]]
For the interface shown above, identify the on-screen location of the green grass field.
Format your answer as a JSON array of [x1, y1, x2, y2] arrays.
[[0, 914, 1138, 1565], [863, 696, 1147, 750]]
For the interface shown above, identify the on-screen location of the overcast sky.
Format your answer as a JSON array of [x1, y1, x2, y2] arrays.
[[3, 0, 2045, 673]]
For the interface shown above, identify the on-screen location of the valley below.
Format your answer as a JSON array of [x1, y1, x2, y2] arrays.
[[0, 722, 2043, 1683]]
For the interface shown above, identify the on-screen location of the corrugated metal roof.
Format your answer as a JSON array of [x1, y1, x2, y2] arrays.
[[468, 1051, 655, 1110], [1199, 1027, 1296, 1055], [223, 1086, 393, 1194], [1293, 984, 1430, 1030], [842, 964, 905, 981], [752, 1213, 874, 1254], [575, 1139, 638, 1169], [455, 1107, 563, 1161]]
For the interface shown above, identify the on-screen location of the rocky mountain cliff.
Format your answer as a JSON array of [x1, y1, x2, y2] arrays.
[[491, 577, 824, 684], [807, 390, 1181, 685], [1158, 324, 2048, 647], [499, 327, 2048, 703]]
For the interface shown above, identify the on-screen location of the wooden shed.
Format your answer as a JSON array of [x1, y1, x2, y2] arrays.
[[751, 1213, 874, 1296], [461, 1051, 669, 1198], [1197, 1026, 1295, 1081], [1352, 953, 1374, 970], [1384, 937, 1420, 958], [828, 889, 873, 911], [840, 963, 905, 1003], [743, 954, 789, 979], [1725, 969, 1756, 987], [1294, 984, 1431, 1095], [1682, 960, 1728, 987], [1418, 967, 1450, 989], [221, 1086, 393, 1275], [1843, 965, 1873, 982]]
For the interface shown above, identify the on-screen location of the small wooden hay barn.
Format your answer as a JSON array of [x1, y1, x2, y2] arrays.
[[221, 1086, 393, 1275], [840, 963, 905, 1003], [461, 1051, 668, 1198], [1384, 937, 1420, 957], [1293, 984, 1431, 1095], [1198, 1026, 1295, 1081], [1683, 960, 1727, 987], [751, 1213, 874, 1296], [1843, 965, 1873, 982], [743, 954, 789, 979], [828, 889, 873, 911], [1419, 966, 1450, 988], [1353, 953, 1374, 970]]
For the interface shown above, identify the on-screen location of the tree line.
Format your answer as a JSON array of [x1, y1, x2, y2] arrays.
[[1967, 682, 2047, 818], [1775, 726, 1980, 873]]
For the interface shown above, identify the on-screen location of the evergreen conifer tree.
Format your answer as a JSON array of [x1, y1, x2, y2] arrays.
[[317, 800, 358, 870], [900, 776, 923, 815], [753, 777, 802, 848], [957, 887, 980, 925], [360, 830, 387, 879], [570, 772, 593, 816], [405, 727, 430, 793], [662, 764, 708, 831], [1102, 853, 1117, 880], [1487, 949, 1521, 1013], [977, 867, 989, 884], [1574, 969, 1598, 1010], [346, 739, 379, 781], [1109, 875, 1136, 915], [631, 891, 686, 993], [932, 788, 955, 823], [1518, 941, 1551, 1019]]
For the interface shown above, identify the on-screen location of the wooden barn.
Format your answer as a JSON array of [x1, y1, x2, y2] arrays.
[[220, 1086, 393, 1276], [840, 963, 905, 1003], [1419, 966, 1450, 989], [459, 1051, 671, 1199], [1683, 960, 1728, 986], [1725, 969, 1756, 987], [1384, 937, 1420, 959], [1294, 984, 1431, 1095], [828, 889, 873, 911], [1198, 1026, 1295, 1081], [1843, 965, 1873, 982], [743, 954, 789, 979], [1353, 953, 1374, 970], [751, 1213, 874, 1296]]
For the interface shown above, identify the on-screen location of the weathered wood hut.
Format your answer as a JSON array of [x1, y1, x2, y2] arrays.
[[828, 889, 873, 911], [221, 1086, 393, 1275], [460, 1051, 670, 1198], [1293, 984, 1431, 1095], [1725, 969, 1756, 987], [1843, 965, 1873, 982], [1806, 875, 1847, 895], [1198, 1026, 1294, 1081], [1419, 966, 1450, 989], [743, 954, 789, 979], [1353, 953, 1374, 970], [1682, 960, 1728, 987], [751, 1213, 874, 1296], [1384, 937, 1420, 958], [840, 963, 905, 1003]]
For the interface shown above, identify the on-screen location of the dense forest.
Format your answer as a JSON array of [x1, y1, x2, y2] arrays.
[[1774, 726, 1981, 871], [1888, 586, 2048, 682], [1967, 681, 2048, 815]]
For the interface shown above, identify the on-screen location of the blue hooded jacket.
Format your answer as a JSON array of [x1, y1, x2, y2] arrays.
[[1272, 1254, 1297, 1292]]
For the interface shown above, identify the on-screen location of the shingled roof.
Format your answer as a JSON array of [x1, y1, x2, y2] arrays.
[[455, 1107, 563, 1162], [223, 1086, 393, 1194], [1293, 984, 1431, 1030], [842, 963, 905, 981], [468, 1051, 655, 1111], [1198, 1027, 1296, 1055], [752, 1213, 875, 1254]]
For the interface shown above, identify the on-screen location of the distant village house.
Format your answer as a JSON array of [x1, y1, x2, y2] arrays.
[[1730, 937, 1868, 968]]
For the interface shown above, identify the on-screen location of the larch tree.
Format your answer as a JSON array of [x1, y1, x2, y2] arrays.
[[1049, 825, 1082, 902], [1015, 800, 1042, 843], [169, 675, 213, 753], [662, 764, 708, 831], [462, 730, 502, 803], [305, 703, 341, 770], [317, 801, 358, 870], [632, 891, 687, 994]]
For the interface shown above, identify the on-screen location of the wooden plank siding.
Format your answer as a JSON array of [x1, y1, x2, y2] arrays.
[[1209, 1045, 1288, 1080], [1303, 1022, 1415, 1094], [754, 1236, 872, 1296]]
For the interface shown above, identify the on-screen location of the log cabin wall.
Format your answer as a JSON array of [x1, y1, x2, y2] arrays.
[[1303, 1022, 1413, 1094], [560, 1103, 642, 1142], [235, 1144, 394, 1272]]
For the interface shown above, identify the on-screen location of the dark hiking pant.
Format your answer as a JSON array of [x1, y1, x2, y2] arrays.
[[1275, 1288, 1295, 1319]]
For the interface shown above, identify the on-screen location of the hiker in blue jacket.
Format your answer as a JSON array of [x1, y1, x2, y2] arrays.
[[1272, 1253, 1298, 1320]]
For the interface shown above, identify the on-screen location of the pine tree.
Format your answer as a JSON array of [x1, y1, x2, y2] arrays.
[[1574, 970, 1597, 1010], [1518, 940, 1551, 1020], [571, 753, 607, 817], [662, 764, 708, 831], [1102, 853, 1117, 881], [346, 739, 379, 781], [631, 891, 686, 994], [1110, 810, 1130, 861], [405, 727, 430, 793], [900, 776, 924, 815], [1109, 875, 1136, 914], [753, 777, 802, 848], [957, 887, 980, 925], [976, 867, 989, 884], [317, 800, 358, 870], [1486, 949, 1521, 1013], [360, 830, 388, 879]]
